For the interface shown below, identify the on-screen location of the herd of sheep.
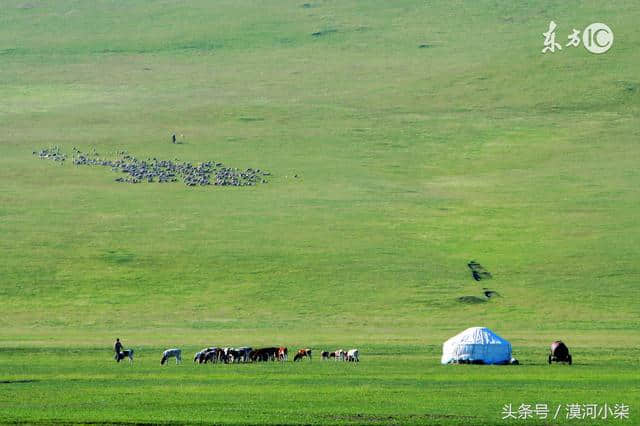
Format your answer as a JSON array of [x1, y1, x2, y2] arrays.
[[34, 146, 270, 187]]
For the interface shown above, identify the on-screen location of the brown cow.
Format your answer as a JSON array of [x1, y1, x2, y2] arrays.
[[277, 347, 288, 361], [293, 348, 312, 362]]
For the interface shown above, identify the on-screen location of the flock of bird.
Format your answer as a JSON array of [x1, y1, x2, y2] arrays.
[[34, 146, 270, 187]]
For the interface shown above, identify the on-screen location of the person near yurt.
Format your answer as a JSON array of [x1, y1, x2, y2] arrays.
[[441, 326, 515, 365]]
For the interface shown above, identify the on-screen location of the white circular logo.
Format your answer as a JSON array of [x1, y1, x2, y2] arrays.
[[582, 23, 613, 54]]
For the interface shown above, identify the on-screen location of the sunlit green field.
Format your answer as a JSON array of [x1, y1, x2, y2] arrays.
[[1, 0, 639, 423]]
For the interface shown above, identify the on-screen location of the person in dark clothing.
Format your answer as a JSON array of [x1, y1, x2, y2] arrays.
[[114, 338, 123, 355], [172, 133, 176, 144]]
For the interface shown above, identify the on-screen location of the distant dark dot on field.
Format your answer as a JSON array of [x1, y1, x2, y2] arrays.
[[468, 260, 492, 281], [618, 81, 638, 93], [456, 296, 487, 304], [419, 44, 432, 48], [311, 29, 337, 37], [483, 290, 501, 299], [103, 250, 135, 265]]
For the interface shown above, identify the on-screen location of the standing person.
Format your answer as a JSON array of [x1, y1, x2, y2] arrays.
[[172, 133, 176, 144], [114, 338, 123, 362]]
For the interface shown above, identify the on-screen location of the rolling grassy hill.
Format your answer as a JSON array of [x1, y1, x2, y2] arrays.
[[0, 0, 638, 423]]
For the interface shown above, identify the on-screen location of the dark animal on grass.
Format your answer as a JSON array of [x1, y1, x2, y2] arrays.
[[194, 348, 218, 364], [293, 348, 312, 362], [114, 349, 134, 363], [250, 347, 279, 362], [161, 348, 182, 365], [226, 348, 241, 363], [468, 260, 492, 280], [237, 347, 252, 363], [194, 347, 214, 363], [203, 348, 219, 364], [548, 341, 572, 365], [321, 351, 330, 360]]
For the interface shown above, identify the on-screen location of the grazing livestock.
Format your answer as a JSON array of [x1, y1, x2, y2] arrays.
[[62, 147, 272, 187], [548, 341, 572, 365], [293, 348, 312, 362], [333, 349, 345, 361], [278, 347, 288, 361], [321, 351, 330, 360], [194, 348, 207, 363], [237, 347, 252, 363], [225, 348, 243, 363], [203, 348, 219, 364], [346, 349, 359, 362], [114, 349, 134, 363], [161, 348, 182, 365], [250, 347, 279, 362], [194, 348, 218, 364]]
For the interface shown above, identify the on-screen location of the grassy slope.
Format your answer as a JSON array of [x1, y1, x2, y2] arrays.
[[0, 0, 638, 423]]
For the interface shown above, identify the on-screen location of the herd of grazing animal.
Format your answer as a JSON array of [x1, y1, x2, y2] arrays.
[[187, 346, 358, 365], [112, 347, 358, 365], [321, 349, 359, 362], [113, 344, 360, 365], [35, 146, 270, 187]]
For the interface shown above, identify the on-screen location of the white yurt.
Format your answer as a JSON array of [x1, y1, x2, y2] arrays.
[[441, 327, 512, 365]]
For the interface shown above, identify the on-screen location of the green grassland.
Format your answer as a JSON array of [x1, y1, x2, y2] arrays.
[[1, 0, 639, 423]]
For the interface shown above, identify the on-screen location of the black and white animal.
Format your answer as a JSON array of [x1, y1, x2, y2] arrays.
[[114, 349, 134, 363], [346, 349, 359, 362], [236, 347, 252, 363], [161, 348, 182, 365], [203, 348, 219, 364], [194, 347, 217, 364]]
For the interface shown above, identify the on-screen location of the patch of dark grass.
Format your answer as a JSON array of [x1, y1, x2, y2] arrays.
[[102, 250, 135, 265], [456, 296, 487, 304], [312, 29, 338, 37]]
